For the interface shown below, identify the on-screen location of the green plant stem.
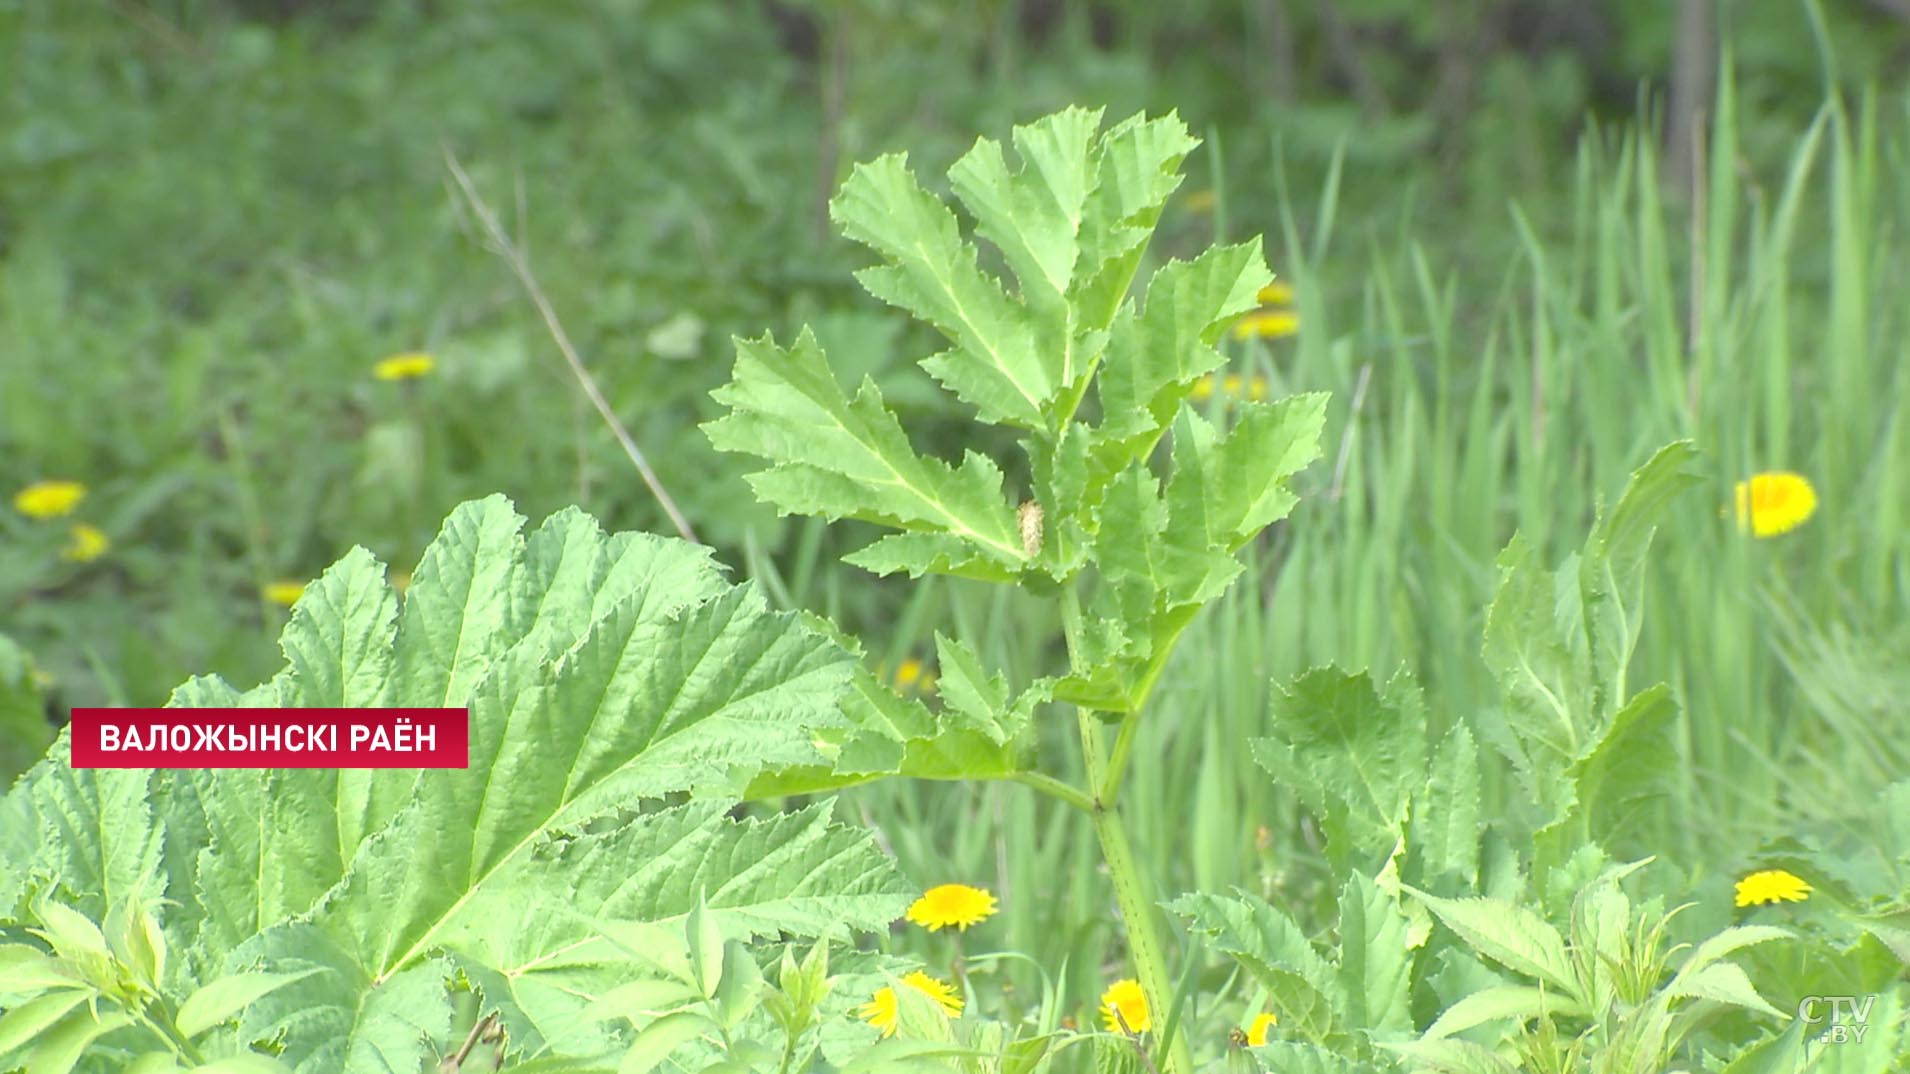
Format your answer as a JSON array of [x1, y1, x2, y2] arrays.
[[1059, 587, 1193, 1074], [1081, 721, 1194, 1074], [1101, 712, 1142, 805], [1008, 770, 1095, 813], [133, 1005, 202, 1066]]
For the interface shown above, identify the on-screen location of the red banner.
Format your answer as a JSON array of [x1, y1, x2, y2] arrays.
[[69, 708, 470, 769]]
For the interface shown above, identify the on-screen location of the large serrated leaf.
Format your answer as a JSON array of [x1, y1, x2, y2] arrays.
[[1251, 669, 1424, 870], [705, 329, 1027, 578], [834, 152, 1055, 429], [1169, 891, 1344, 1045], [1406, 890, 1581, 1001], [1073, 112, 1200, 328], [1476, 442, 1700, 831], [1094, 244, 1269, 450], [1335, 871, 1416, 1037], [2, 499, 906, 1072], [1411, 723, 1482, 887]]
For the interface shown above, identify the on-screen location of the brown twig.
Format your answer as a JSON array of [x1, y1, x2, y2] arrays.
[[437, 1012, 501, 1073], [1666, 0, 1714, 195], [442, 147, 700, 544]]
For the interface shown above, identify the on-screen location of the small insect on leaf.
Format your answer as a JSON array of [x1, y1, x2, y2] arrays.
[[1018, 500, 1043, 557]]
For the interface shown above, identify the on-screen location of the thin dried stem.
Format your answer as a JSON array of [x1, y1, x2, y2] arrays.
[[442, 147, 700, 544]]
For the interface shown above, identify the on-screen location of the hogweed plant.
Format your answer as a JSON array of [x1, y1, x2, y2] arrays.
[[704, 104, 1328, 1074]]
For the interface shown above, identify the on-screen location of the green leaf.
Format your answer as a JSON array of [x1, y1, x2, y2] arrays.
[[1422, 985, 1585, 1040], [1335, 871, 1415, 1037], [1073, 112, 1201, 328], [1671, 925, 1792, 983], [4, 762, 163, 929], [1378, 1038, 1523, 1074], [24, 1008, 131, 1074], [621, 1010, 712, 1074], [189, 1056, 296, 1074], [948, 106, 1099, 309], [705, 329, 1027, 578], [1578, 441, 1705, 713], [1166, 395, 1329, 552], [1251, 669, 1425, 870], [745, 627, 1045, 796], [1663, 962, 1785, 1017], [0, 991, 92, 1058], [1410, 724, 1482, 887], [1532, 685, 1680, 870], [1169, 891, 1344, 1045], [1476, 533, 1586, 811], [1244, 1042, 1385, 1074], [687, 894, 723, 1000], [711, 940, 763, 1030], [1094, 243, 1270, 451], [30, 898, 110, 961], [3, 499, 906, 1072], [1476, 442, 1700, 830], [176, 968, 323, 1038], [834, 153, 1054, 429], [1405, 890, 1581, 1001], [0, 943, 83, 993]]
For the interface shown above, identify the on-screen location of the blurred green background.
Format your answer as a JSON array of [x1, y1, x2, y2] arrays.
[[3, 0, 1907, 1018]]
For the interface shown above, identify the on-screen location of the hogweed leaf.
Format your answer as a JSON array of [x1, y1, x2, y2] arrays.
[[1251, 669, 1426, 871], [1334, 871, 1416, 1038], [1169, 891, 1344, 1045], [1168, 395, 1330, 551], [948, 106, 1099, 309], [1073, 112, 1202, 329], [1409, 723, 1483, 887], [1531, 685, 1680, 872], [1, 500, 907, 1072], [833, 152, 1054, 429], [1405, 890, 1582, 1002], [705, 329, 1026, 578], [1474, 437, 1703, 817], [1094, 243, 1269, 452]]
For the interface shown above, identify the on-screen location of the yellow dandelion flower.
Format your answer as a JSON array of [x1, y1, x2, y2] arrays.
[[390, 570, 412, 595], [1100, 978, 1150, 1034], [1231, 309, 1300, 340], [1189, 372, 1269, 403], [905, 883, 997, 932], [880, 658, 937, 695], [263, 580, 307, 607], [1735, 868, 1811, 907], [1246, 1011, 1278, 1046], [1256, 281, 1295, 306], [859, 970, 963, 1038], [61, 523, 110, 563], [1732, 472, 1816, 537], [373, 352, 436, 381], [14, 480, 87, 520], [1181, 188, 1218, 214]]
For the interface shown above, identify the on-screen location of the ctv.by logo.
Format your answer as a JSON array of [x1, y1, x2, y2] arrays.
[[1797, 994, 1877, 1045]]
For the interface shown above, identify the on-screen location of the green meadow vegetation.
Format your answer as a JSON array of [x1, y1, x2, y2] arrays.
[[2, 2, 1907, 1072]]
